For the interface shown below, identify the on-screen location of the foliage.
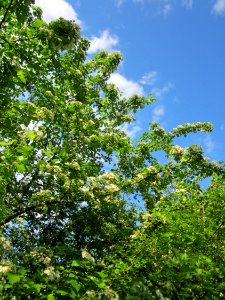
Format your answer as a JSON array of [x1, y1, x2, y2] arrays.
[[0, 1, 225, 299]]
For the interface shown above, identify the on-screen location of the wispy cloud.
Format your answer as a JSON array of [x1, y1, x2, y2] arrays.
[[115, 0, 193, 12], [108, 73, 144, 98], [212, 0, 225, 15], [161, 3, 173, 15], [152, 105, 165, 122], [204, 135, 215, 154], [182, 0, 193, 9], [35, 0, 82, 25], [120, 123, 142, 139], [88, 30, 119, 54], [140, 71, 158, 85], [115, 0, 126, 7], [152, 82, 173, 99]]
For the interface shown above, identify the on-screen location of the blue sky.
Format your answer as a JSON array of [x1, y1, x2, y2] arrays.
[[36, 0, 225, 162]]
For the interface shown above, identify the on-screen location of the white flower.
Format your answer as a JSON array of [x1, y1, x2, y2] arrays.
[[0, 237, 11, 250], [89, 176, 97, 182], [130, 231, 140, 239], [34, 190, 52, 197], [146, 166, 157, 173], [169, 145, 185, 156], [66, 161, 80, 170], [44, 266, 60, 280], [142, 213, 151, 220], [81, 249, 95, 262], [136, 173, 145, 180], [0, 265, 10, 273], [174, 188, 187, 194], [101, 172, 118, 181], [0, 260, 11, 273], [105, 184, 120, 192], [79, 186, 90, 193], [42, 257, 51, 265]]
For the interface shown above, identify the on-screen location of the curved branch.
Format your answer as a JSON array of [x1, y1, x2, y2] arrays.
[[0, 35, 29, 63], [0, 205, 36, 227], [0, 0, 14, 29]]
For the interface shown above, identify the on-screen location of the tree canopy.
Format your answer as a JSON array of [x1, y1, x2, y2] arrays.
[[0, 1, 225, 299]]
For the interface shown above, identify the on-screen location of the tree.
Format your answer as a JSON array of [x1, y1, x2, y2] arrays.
[[0, 1, 224, 299]]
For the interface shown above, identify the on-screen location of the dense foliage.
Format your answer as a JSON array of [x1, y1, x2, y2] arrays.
[[0, 1, 225, 299]]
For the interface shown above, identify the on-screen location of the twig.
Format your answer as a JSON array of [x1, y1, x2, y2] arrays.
[[212, 221, 225, 237], [0, 0, 14, 29]]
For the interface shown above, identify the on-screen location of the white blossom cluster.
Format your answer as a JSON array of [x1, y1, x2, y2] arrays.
[[146, 166, 157, 173], [101, 172, 118, 181], [33, 189, 52, 198], [79, 186, 90, 193], [171, 122, 213, 137], [44, 266, 60, 280], [169, 145, 186, 156], [0, 236, 11, 251], [0, 260, 11, 274], [65, 161, 80, 170], [81, 249, 95, 262], [30, 250, 51, 265], [105, 183, 120, 193], [36, 107, 54, 121]]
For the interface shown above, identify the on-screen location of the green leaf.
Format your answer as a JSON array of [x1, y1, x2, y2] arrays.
[[56, 290, 69, 296], [33, 284, 45, 293], [47, 294, 55, 300], [0, 140, 16, 146], [17, 70, 26, 83], [71, 260, 80, 267], [32, 19, 45, 28], [6, 273, 23, 283], [16, 163, 25, 172], [69, 280, 81, 292]]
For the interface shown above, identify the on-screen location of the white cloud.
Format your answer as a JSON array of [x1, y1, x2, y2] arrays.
[[204, 135, 215, 154], [108, 73, 144, 98], [161, 3, 173, 15], [212, 0, 225, 15], [152, 82, 173, 99], [115, 0, 125, 7], [152, 105, 165, 122], [140, 71, 158, 85], [88, 30, 119, 54], [182, 0, 193, 9], [35, 0, 82, 24], [120, 123, 142, 139]]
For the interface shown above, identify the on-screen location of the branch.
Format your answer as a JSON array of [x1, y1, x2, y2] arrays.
[[212, 221, 225, 237], [0, 205, 36, 227], [0, 0, 14, 29], [0, 35, 29, 63], [0, 194, 78, 228]]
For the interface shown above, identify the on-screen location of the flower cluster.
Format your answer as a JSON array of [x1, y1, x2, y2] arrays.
[[30, 250, 51, 265], [65, 161, 80, 170], [146, 166, 157, 173], [169, 145, 186, 156], [0, 261, 11, 274], [79, 186, 90, 193], [33, 189, 52, 198], [43, 266, 60, 280], [101, 172, 118, 181], [0, 236, 11, 251], [171, 122, 213, 137], [105, 184, 120, 193]]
